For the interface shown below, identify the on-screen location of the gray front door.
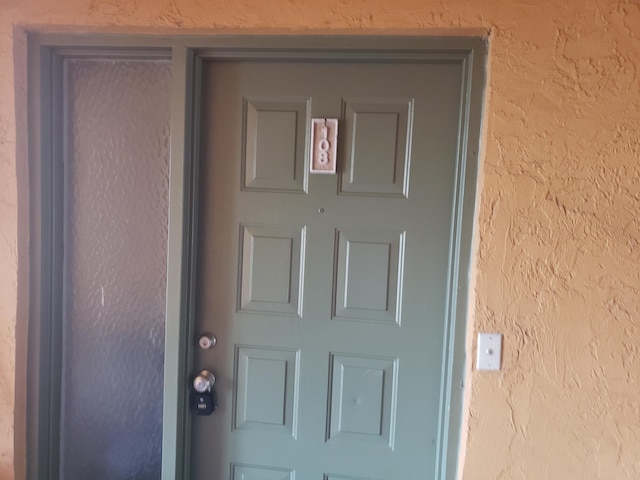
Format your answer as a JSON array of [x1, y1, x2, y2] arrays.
[[191, 56, 467, 479]]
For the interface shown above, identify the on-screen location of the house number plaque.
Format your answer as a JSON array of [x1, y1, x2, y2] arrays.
[[310, 118, 338, 174]]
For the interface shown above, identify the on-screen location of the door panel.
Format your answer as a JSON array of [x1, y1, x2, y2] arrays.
[[193, 58, 463, 479]]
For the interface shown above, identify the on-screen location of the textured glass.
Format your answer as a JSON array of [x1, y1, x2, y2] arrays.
[[60, 59, 171, 480]]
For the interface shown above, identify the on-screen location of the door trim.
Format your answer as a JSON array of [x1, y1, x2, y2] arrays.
[[25, 40, 176, 480], [25, 33, 487, 480]]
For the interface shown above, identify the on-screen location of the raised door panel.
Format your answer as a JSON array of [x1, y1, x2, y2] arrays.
[[340, 99, 414, 197], [233, 346, 300, 437], [243, 97, 310, 193], [333, 229, 405, 325], [231, 463, 294, 480], [327, 354, 399, 448], [238, 224, 306, 316]]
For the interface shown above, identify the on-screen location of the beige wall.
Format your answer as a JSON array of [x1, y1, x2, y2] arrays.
[[2, 0, 639, 478]]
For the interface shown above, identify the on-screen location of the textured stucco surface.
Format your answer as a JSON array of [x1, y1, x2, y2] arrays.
[[1, 0, 640, 479]]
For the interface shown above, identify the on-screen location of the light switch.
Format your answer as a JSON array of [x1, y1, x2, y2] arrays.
[[477, 333, 502, 371]]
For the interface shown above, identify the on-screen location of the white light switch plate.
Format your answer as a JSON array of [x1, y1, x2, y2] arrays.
[[477, 333, 502, 371]]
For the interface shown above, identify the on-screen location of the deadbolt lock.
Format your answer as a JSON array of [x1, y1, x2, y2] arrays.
[[198, 333, 217, 350]]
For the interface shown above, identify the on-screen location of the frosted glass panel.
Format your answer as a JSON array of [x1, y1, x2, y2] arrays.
[[60, 59, 171, 480]]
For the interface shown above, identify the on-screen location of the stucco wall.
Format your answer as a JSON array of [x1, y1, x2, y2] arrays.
[[1, 0, 639, 478]]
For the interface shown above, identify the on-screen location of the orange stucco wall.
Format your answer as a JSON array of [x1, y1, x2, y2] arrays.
[[2, 0, 640, 478]]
